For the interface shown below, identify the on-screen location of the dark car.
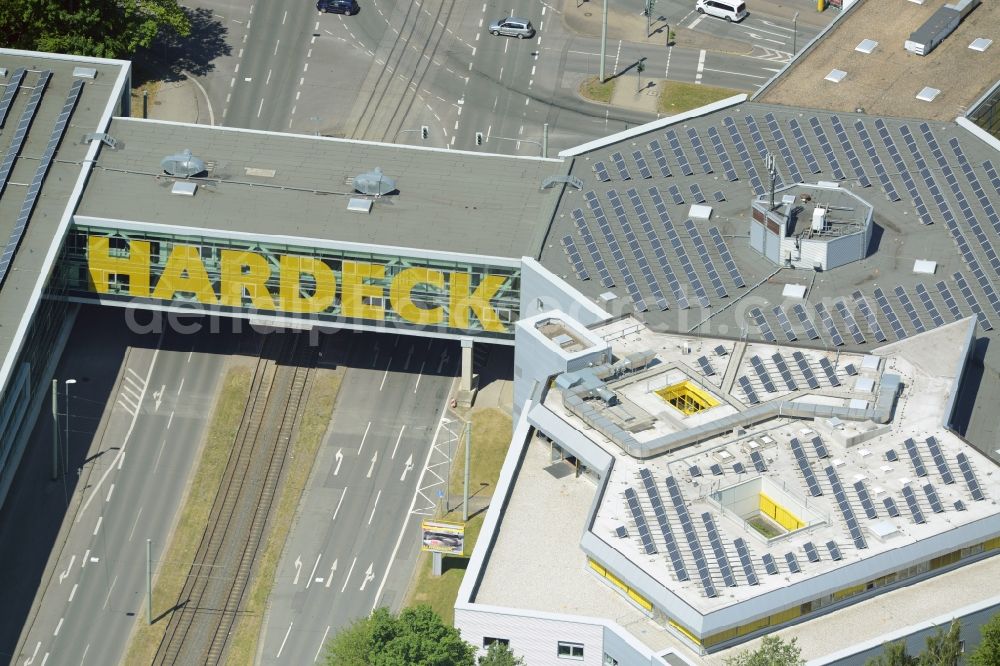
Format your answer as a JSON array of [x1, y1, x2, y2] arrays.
[[317, 0, 359, 14]]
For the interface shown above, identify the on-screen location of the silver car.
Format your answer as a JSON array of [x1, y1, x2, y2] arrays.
[[488, 17, 535, 39]]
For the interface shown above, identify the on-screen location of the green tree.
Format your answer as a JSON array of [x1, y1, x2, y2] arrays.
[[866, 641, 918, 666], [968, 612, 1000, 666], [724, 635, 805, 666], [325, 605, 475, 666], [919, 620, 962, 666], [478, 641, 526, 666], [0, 0, 190, 59]]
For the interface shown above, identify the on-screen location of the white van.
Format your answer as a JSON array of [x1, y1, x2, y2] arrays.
[[696, 0, 748, 22]]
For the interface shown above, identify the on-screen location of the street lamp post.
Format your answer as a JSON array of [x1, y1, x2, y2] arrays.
[[599, 0, 608, 82], [64, 379, 76, 475], [792, 12, 799, 56], [51, 379, 59, 480]]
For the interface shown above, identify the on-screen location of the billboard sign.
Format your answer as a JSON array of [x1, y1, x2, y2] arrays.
[[421, 520, 465, 556]]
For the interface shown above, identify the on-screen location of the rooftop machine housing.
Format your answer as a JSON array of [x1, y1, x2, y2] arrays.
[[749, 184, 873, 271]]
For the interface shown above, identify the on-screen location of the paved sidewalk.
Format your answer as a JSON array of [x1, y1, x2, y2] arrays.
[[610, 75, 661, 114], [138, 76, 209, 125]]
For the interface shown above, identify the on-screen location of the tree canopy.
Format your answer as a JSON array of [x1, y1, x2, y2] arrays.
[[724, 635, 805, 666], [968, 612, 1000, 666], [866, 621, 963, 666], [325, 605, 476, 666], [0, 0, 190, 59], [478, 641, 526, 666]]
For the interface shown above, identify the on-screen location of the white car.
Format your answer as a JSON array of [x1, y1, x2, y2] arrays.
[[696, 0, 748, 22]]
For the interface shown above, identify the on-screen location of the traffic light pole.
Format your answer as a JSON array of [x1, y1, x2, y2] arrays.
[[599, 0, 608, 82]]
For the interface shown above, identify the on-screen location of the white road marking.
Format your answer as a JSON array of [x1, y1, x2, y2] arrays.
[[325, 560, 338, 588], [166, 411, 174, 430], [40, 654, 48, 666], [102, 575, 117, 609], [106, 484, 114, 502], [68, 583, 78, 602], [53, 618, 63, 637], [276, 622, 293, 659], [315, 626, 331, 662], [367, 451, 378, 478], [152, 438, 168, 474], [79, 643, 90, 665], [59, 556, 75, 583], [257, 98, 264, 117], [93, 517, 102, 536], [414, 360, 425, 393], [392, 425, 406, 459], [332, 488, 346, 522], [334, 448, 344, 475], [359, 562, 375, 591], [341, 556, 357, 592], [704, 67, 767, 79], [282, 9, 288, 24], [306, 553, 322, 589], [379, 360, 391, 390], [82, 549, 90, 568], [293, 555, 303, 585], [186, 349, 193, 363], [176, 377, 184, 395], [265, 69, 272, 85], [696, 49, 707, 83], [358, 421, 371, 456], [368, 489, 382, 524], [400, 454, 414, 482], [273, 39, 280, 56], [24, 641, 39, 664], [128, 507, 143, 541], [689, 15, 705, 30]]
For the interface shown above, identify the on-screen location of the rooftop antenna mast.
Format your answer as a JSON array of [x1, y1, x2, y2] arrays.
[[766, 153, 777, 210]]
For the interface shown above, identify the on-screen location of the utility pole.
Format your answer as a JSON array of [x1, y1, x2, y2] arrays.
[[599, 0, 608, 82], [146, 539, 152, 624], [63, 379, 76, 475], [792, 11, 799, 55], [462, 422, 471, 522], [51, 379, 58, 480], [542, 123, 549, 158]]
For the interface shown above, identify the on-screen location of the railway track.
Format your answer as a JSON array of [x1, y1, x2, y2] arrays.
[[153, 333, 316, 665]]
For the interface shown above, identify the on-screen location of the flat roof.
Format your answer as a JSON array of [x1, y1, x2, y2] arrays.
[[0, 50, 128, 384], [540, 101, 1000, 354], [76, 118, 565, 260], [757, 0, 1000, 120]]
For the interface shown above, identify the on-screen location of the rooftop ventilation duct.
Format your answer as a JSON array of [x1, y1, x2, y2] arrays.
[[161, 149, 206, 178], [353, 167, 396, 196]]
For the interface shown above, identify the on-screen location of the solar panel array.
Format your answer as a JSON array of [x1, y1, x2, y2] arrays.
[[788, 118, 821, 174], [772, 353, 797, 390], [0, 68, 26, 129], [707, 227, 746, 288], [748, 307, 777, 343], [686, 127, 714, 174], [957, 452, 985, 501], [762, 553, 779, 575], [639, 468, 688, 580], [0, 70, 51, 199], [765, 112, 803, 184], [665, 129, 694, 176], [792, 304, 820, 340], [916, 282, 946, 327], [926, 436, 954, 485], [710, 463, 724, 476], [642, 188, 689, 308], [834, 300, 866, 344], [668, 184, 685, 205], [585, 191, 647, 311], [810, 115, 846, 180], [936, 281, 964, 322], [785, 552, 801, 573], [804, 541, 820, 563], [561, 235, 590, 280], [611, 151, 632, 180], [733, 462, 746, 475], [593, 161, 611, 182], [745, 115, 784, 187], [737, 376, 760, 405], [723, 116, 766, 195], [773, 307, 797, 342], [734, 537, 759, 585], [632, 150, 653, 179], [791, 437, 823, 497], [872, 287, 905, 340], [702, 512, 737, 587], [826, 541, 843, 561], [854, 480, 878, 519], [572, 209, 615, 288], [924, 483, 944, 513], [815, 303, 845, 346], [624, 487, 658, 554], [750, 449, 767, 473], [611, 188, 670, 310], [817, 357, 841, 387], [902, 485, 926, 524], [792, 351, 820, 389], [684, 220, 727, 298], [953, 272, 993, 331], [856, 119, 900, 202], [689, 182, 707, 204], [811, 435, 829, 459], [697, 355, 716, 376], [826, 465, 868, 549], [950, 139, 1000, 240], [830, 115, 871, 188], [707, 125, 739, 182], [648, 139, 672, 177], [666, 476, 717, 597], [904, 438, 928, 477], [852, 291, 887, 342], [661, 214, 710, 308], [893, 286, 926, 334]]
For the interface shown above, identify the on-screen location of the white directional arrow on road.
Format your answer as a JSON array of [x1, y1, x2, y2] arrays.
[[325, 559, 338, 588], [334, 448, 344, 476], [58, 555, 76, 584], [400, 454, 414, 482], [293, 555, 303, 585], [153, 384, 165, 411], [359, 562, 375, 591], [367, 451, 378, 478]]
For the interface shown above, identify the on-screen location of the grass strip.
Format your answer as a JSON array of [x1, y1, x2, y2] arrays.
[[658, 80, 740, 114], [580, 75, 617, 104]]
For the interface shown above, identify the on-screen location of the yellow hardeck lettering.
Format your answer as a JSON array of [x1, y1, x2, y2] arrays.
[[87, 236, 151, 297], [342, 261, 385, 320], [390, 267, 444, 326], [449, 273, 506, 332], [219, 250, 276, 310], [278, 255, 335, 313], [151, 244, 218, 303]]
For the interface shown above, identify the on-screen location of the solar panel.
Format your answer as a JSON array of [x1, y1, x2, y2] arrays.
[[641, 188, 689, 309], [733, 462, 746, 475], [750, 355, 777, 393], [745, 115, 783, 187], [904, 438, 928, 477], [710, 463, 724, 476], [667, 184, 685, 205], [661, 215, 710, 308], [835, 300, 867, 345], [810, 116, 846, 180], [702, 512, 737, 587], [773, 307, 797, 342], [561, 235, 590, 281], [593, 161, 611, 182], [723, 116, 767, 195], [852, 291, 887, 342], [572, 209, 615, 288], [791, 304, 820, 340], [792, 351, 820, 389], [872, 287, 906, 340], [750, 450, 767, 473], [665, 129, 694, 176], [707, 125, 739, 182], [713, 190, 726, 202], [686, 127, 714, 174], [883, 496, 900, 517], [886, 449, 898, 462], [737, 376, 760, 405], [844, 363, 857, 376], [948, 137, 1000, 251], [708, 227, 746, 288], [810, 435, 828, 459], [614, 525, 628, 538], [916, 282, 946, 327], [817, 357, 840, 387], [936, 281, 964, 322], [748, 308, 777, 343], [785, 552, 801, 574], [639, 468, 689, 580], [803, 541, 820, 563], [0, 70, 51, 200], [857, 119, 900, 201], [815, 303, 845, 346], [689, 183, 707, 204], [826, 465, 868, 549], [953, 272, 993, 331], [854, 480, 878, 519], [0, 68, 26, 129], [648, 139, 672, 177], [791, 437, 823, 497], [892, 286, 925, 334], [955, 500, 966, 511], [957, 452, 985, 501], [697, 355, 716, 376], [714, 345, 728, 356], [684, 220, 727, 299], [585, 191, 647, 310], [902, 485, 926, 524], [787, 118, 821, 174], [624, 487, 658, 554], [770, 353, 797, 391], [826, 541, 843, 561], [734, 538, 759, 585], [984, 160, 1000, 199], [924, 483, 944, 513], [611, 151, 632, 180], [925, 436, 954, 485], [690, 465, 702, 477], [632, 150, 653, 179], [762, 553, 779, 575], [665, 476, 716, 597], [830, 115, 870, 188], [608, 189, 668, 311], [765, 113, 803, 184]]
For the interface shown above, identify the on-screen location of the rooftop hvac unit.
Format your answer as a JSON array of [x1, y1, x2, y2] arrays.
[[353, 167, 396, 196], [812, 207, 827, 232], [160, 149, 206, 178]]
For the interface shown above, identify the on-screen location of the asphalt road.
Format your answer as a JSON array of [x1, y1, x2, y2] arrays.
[[257, 332, 459, 664], [9, 310, 232, 666]]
